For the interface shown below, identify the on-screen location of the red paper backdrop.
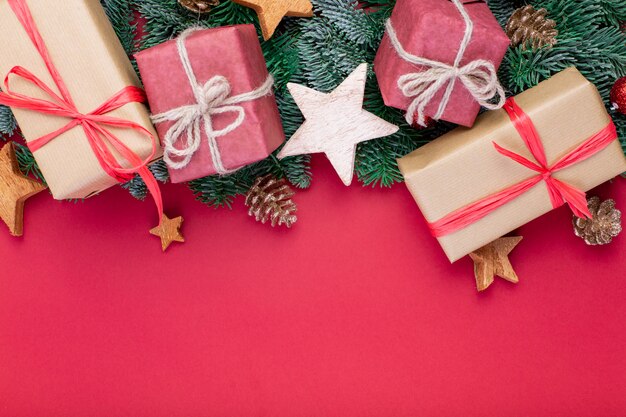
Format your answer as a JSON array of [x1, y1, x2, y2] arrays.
[[1, 154, 625, 416]]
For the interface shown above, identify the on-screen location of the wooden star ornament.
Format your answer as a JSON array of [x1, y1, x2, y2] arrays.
[[469, 236, 523, 291], [0, 143, 47, 237], [232, 0, 313, 40], [150, 214, 185, 251], [278, 63, 399, 186]]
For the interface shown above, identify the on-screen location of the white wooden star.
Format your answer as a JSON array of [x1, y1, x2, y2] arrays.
[[278, 64, 399, 186]]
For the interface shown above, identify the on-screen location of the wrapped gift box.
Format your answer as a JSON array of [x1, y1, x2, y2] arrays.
[[398, 67, 626, 262], [0, 0, 158, 200], [136, 25, 285, 183], [374, 0, 510, 127]]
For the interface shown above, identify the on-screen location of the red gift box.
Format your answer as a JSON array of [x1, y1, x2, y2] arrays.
[[136, 25, 285, 183], [373, 0, 510, 127]]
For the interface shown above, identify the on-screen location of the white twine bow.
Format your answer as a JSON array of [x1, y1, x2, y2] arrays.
[[385, 0, 505, 127], [151, 27, 274, 174]]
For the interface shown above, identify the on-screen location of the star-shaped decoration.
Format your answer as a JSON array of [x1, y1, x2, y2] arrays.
[[278, 63, 399, 186], [150, 214, 185, 251], [469, 236, 523, 291], [232, 0, 313, 40], [0, 143, 47, 237]]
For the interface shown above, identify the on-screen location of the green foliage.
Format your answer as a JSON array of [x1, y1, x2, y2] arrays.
[[0, 105, 16, 139], [102, 0, 136, 55], [120, 159, 169, 200], [14, 142, 45, 182], [491, 0, 626, 150], [189, 154, 310, 207], [1, 0, 625, 209], [132, 0, 314, 205], [131, 0, 624, 206]]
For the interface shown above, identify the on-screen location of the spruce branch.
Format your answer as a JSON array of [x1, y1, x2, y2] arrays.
[[102, 0, 137, 55], [14, 142, 45, 182], [7, 0, 622, 208], [0, 106, 17, 139], [494, 0, 626, 150]]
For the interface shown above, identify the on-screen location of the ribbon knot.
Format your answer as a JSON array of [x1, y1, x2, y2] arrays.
[[151, 28, 274, 175], [541, 170, 552, 180], [385, 0, 505, 127], [428, 97, 619, 238]]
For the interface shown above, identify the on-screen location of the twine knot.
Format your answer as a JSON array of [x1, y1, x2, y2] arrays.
[[151, 28, 274, 175], [385, 0, 505, 127], [197, 76, 230, 115]]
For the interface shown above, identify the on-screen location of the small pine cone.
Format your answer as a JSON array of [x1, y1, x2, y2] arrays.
[[573, 196, 622, 245], [245, 175, 298, 228], [178, 0, 219, 13], [506, 5, 558, 50]]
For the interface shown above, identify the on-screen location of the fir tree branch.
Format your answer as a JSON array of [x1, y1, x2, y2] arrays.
[[492, 0, 626, 149], [14, 142, 45, 182], [3, 0, 624, 209], [102, 0, 137, 55], [0, 106, 17, 140]]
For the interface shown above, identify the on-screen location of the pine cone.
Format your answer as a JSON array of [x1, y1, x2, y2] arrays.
[[573, 196, 622, 245], [178, 0, 219, 14], [245, 175, 297, 228], [506, 5, 558, 50]]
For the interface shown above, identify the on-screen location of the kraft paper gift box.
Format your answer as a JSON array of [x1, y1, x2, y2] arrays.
[[136, 25, 285, 184], [0, 0, 159, 200], [374, 0, 510, 127], [398, 67, 626, 262]]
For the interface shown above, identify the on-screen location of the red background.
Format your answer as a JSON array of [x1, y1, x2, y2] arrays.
[[1, 154, 625, 416]]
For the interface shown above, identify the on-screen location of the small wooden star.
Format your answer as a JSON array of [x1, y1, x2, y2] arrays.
[[232, 0, 313, 40], [150, 214, 185, 251], [0, 143, 47, 237], [469, 236, 523, 291], [278, 63, 399, 186]]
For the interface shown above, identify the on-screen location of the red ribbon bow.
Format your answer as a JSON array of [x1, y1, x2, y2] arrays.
[[0, 0, 163, 222], [429, 97, 618, 238]]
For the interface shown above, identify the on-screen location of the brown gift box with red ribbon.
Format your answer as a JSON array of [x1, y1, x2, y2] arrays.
[[0, 0, 159, 200], [398, 67, 626, 262]]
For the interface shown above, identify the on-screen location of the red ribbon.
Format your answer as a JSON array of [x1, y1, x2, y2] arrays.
[[429, 97, 618, 238], [0, 0, 163, 222]]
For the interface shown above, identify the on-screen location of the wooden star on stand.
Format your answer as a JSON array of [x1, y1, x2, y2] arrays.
[[150, 214, 185, 251], [278, 63, 399, 186], [0, 143, 47, 237], [469, 236, 523, 291], [231, 0, 313, 40]]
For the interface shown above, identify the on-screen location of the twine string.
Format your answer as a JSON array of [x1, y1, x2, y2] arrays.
[[151, 28, 274, 174], [385, 0, 505, 126]]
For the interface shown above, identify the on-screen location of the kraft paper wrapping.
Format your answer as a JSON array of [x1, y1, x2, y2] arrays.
[[136, 25, 285, 184], [398, 67, 626, 262], [374, 0, 509, 127], [0, 0, 159, 200]]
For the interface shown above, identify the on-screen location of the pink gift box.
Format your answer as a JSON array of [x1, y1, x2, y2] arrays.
[[136, 25, 285, 183], [373, 0, 510, 127]]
